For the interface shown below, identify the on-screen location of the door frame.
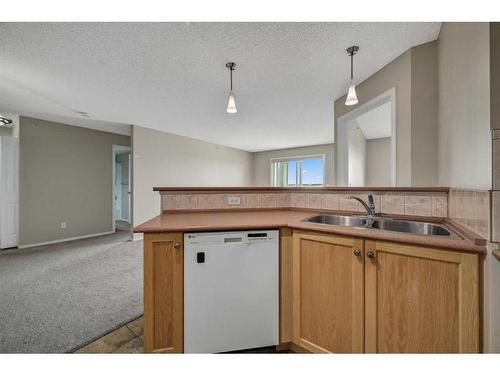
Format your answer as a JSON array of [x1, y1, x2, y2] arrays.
[[0, 134, 20, 249], [112, 144, 131, 235], [336, 87, 397, 187]]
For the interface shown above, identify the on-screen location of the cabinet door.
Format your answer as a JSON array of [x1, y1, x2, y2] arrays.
[[144, 233, 183, 353], [364, 240, 479, 353], [292, 231, 364, 353]]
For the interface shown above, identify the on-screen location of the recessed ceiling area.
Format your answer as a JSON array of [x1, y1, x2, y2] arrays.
[[355, 101, 392, 139], [0, 23, 440, 151]]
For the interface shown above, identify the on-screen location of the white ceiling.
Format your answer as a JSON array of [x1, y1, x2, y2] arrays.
[[355, 101, 392, 139], [0, 23, 440, 151]]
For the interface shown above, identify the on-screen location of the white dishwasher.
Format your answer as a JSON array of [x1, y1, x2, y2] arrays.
[[184, 230, 279, 353]]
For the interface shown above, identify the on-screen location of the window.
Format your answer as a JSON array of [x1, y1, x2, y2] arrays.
[[271, 155, 325, 187]]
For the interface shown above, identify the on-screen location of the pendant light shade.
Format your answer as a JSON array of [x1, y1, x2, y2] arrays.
[[225, 62, 237, 114], [345, 79, 358, 106], [345, 46, 359, 106], [226, 92, 237, 113]]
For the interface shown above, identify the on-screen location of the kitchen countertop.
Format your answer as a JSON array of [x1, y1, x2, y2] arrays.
[[134, 209, 486, 254]]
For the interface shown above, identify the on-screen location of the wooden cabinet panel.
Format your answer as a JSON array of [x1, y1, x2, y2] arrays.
[[364, 240, 479, 353], [292, 231, 364, 353], [279, 227, 293, 344], [144, 233, 183, 353]]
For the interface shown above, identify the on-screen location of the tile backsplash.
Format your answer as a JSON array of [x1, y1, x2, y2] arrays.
[[161, 189, 449, 219], [448, 189, 491, 240]]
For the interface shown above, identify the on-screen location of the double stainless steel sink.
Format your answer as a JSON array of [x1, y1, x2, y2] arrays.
[[305, 214, 461, 239]]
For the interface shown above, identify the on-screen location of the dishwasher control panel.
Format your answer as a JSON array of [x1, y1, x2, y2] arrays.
[[185, 230, 279, 246]]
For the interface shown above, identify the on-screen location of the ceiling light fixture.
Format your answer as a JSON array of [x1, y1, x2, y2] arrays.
[[225, 62, 237, 114], [345, 46, 359, 106], [0, 113, 13, 127]]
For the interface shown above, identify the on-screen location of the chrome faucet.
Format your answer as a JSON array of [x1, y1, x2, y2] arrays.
[[349, 194, 376, 217]]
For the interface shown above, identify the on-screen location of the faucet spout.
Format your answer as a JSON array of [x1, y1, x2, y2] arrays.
[[349, 194, 376, 217]]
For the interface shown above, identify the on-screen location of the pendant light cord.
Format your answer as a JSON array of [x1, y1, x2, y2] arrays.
[[350, 51, 353, 80], [230, 67, 233, 91]]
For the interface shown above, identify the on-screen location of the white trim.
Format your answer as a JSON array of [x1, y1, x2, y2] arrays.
[[336, 87, 397, 187], [18, 230, 115, 249], [0, 131, 20, 249], [112, 145, 131, 238]]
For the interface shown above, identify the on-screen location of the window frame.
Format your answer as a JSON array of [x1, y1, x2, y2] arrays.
[[269, 154, 326, 187]]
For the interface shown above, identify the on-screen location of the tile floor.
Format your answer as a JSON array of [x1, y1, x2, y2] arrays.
[[76, 316, 144, 353], [75, 315, 288, 354]]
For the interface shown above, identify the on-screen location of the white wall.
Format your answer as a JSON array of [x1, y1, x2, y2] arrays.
[[438, 23, 491, 189], [252, 144, 335, 186], [133, 125, 253, 230], [366, 137, 391, 186], [348, 120, 366, 187]]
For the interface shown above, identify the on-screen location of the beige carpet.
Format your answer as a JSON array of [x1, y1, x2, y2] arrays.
[[0, 231, 142, 353]]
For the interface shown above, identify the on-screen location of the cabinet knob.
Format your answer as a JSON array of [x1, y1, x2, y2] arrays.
[[174, 242, 181, 250], [367, 251, 375, 259], [353, 249, 361, 257]]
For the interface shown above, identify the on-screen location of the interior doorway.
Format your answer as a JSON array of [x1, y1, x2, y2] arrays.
[[336, 87, 396, 187], [112, 145, 131, 235]]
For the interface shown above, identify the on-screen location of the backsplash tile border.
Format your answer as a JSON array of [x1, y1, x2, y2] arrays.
[[160, 189, 449, 219]]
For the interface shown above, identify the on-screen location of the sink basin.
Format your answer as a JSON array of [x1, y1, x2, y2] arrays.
[[305, 214, 368, 227], [368, 219, 460, 238], [304, 214, 462, 239]]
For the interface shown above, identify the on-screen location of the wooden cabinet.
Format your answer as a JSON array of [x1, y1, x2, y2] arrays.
[[143, 233, 184, 353], [292, 231, 364, 353], [142, 229, 480, 354], [291, 232, 480, 354], [364, 240, 479, 353]]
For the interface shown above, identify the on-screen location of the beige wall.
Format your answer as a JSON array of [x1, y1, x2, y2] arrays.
[[252, 143, 335, 186], [437, 22, 496, 353], [411, 41, 438, 186], [335, 49, 412, 186], [491, 23, 500, 130], [132, 125, 253, 230], [334, 40, 439, 187], [437, 23, 491, 190], [366, 137, 391, 186], [19, 117, 130, 247]]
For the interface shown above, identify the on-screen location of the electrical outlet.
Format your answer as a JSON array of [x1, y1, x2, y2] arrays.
[[60, 222, 67, 229], [227, 196, 241, 205]]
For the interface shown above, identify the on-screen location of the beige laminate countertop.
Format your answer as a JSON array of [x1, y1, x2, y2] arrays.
[[134, 209, 486, 254]]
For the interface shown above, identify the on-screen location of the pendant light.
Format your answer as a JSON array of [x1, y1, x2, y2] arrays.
[[345, 46, 359, 106], [225, 62, 237, 114]]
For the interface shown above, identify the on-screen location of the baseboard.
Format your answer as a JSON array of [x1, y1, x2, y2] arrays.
[[18, 230, 116, 249], [288, 342, 312, 353]]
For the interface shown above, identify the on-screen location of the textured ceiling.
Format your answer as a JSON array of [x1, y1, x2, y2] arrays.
[[0, 23, 440, 151], [356, 101, 392, 139]]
